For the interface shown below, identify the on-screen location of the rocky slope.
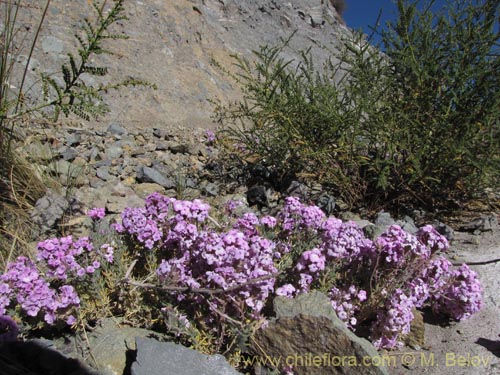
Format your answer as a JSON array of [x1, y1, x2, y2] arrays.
[[3, 1, 500, 375], [13, 0, 350, 131]]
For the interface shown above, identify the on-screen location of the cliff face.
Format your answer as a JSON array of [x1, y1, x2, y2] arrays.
[[10, 0, 354, 131]]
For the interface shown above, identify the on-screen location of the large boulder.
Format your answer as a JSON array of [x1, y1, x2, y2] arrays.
[[251, 291, 389, 375]]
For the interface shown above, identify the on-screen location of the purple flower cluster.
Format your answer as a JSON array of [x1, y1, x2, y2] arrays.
[[429, 263, 483, 320], [329, 285, 367, 328], [278, 196, 325, 232], [0, 257, 79, 325], [37, 236, 101, 279], [87, 207, 106, 220], [267, 198, 482, 350], [0, 233, 114, 327], [374, 225, 431, 265], [0, 193, 483, 351], [114, 193, 278, 323], [116, 193, 210, 250], [371, 289, 415, 349]]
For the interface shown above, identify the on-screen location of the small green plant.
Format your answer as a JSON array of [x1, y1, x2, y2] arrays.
[[215, 0, 500, 211]]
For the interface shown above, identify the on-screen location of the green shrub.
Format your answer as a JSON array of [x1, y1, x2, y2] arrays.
[[215, 0, 500, 211]]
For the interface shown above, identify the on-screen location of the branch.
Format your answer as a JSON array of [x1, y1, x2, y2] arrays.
[[122, 273, 279, 295], [452, 258, 500, 266]]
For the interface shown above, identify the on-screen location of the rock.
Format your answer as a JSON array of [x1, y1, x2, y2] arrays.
[[136, 166, 176, 189], [0, 339, 98, 375], [96, 166, 112, 181], [403, 308, 425, 349], [166, 141, 191, 154], [106, 123, 127, 136], [105, 146, 123, 160], [41, 35, 64, 54], [363, 224, 382, 240], [53, 318, 163, 375], [59, 146, 78, 161], [247, 186, 268, 208], [152, 128, 170, 139], [396, 215, 418, 234], [432, 221, 454, 241], [131, 337, 242, 375], [134, 183, 166, 199], [252, 291, 389, 375], [203, 182, 219, 197], [316, 193, 336, 215], [341, 213, 372, 230], [105, 182, 144, 213], [66, 133, 82, 146], [459, 215, 499, 233], [374, 211, 396, 227], [31, 189, 69, 233], [24, 142, 54, 162], [286, 180, 310, 200]]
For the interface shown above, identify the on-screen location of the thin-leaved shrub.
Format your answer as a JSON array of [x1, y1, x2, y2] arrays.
[[215, 0, 500, 211]]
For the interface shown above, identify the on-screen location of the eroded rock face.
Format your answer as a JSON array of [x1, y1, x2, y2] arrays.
[[251, 291, 389, 375], [11, 0, 352, 131]]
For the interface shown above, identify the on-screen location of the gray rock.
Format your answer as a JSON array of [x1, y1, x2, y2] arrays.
[[131, 337, 241, 375], [41, 35, 64, 54], [31, 189, 69, 232], [432, 221, 454, 241], [363, 224, 382, 240], [203, 182, 219, 197], [460, 215, 499, 233], [104, 182, 144, 213], [107, 123, 127, 135], [166, 141, 191, 154], [316, 193, 336, 215], [66, 133, 82, 146], [59, 146, 78, 161], [24, 142, 54, 162], [285, 180, 310, 199], [134, 183, 166, 199], [396, 215, 418, 234], [52, 318, 162, 375], [152, 128, 169, 139], [253, 291, 388, 375], [96, 166, 112, 181], [106, 146, 123, 160], [0, 339, 98, 375], [136, 166, 176, 189], [374, 211, 396, 227]]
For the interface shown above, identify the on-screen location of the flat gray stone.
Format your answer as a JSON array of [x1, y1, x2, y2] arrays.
[[131, 337, 242, 375], [107, 123, 127, 135], [136, 166, 176, 189]]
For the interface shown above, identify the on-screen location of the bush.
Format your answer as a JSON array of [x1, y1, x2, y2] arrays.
[[0, 194, 482, 356], [214, 0, 500, 211]]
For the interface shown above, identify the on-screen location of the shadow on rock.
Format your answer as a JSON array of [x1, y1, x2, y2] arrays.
[[476, 338, 500, 358], [0, 340, 98, 375]]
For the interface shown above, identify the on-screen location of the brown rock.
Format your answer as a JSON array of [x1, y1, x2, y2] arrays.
[[403, 308, 425, 349], [252, 291, 389, 375]]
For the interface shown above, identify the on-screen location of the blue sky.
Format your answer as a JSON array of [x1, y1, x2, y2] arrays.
[[343, 0, 449, 45]]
